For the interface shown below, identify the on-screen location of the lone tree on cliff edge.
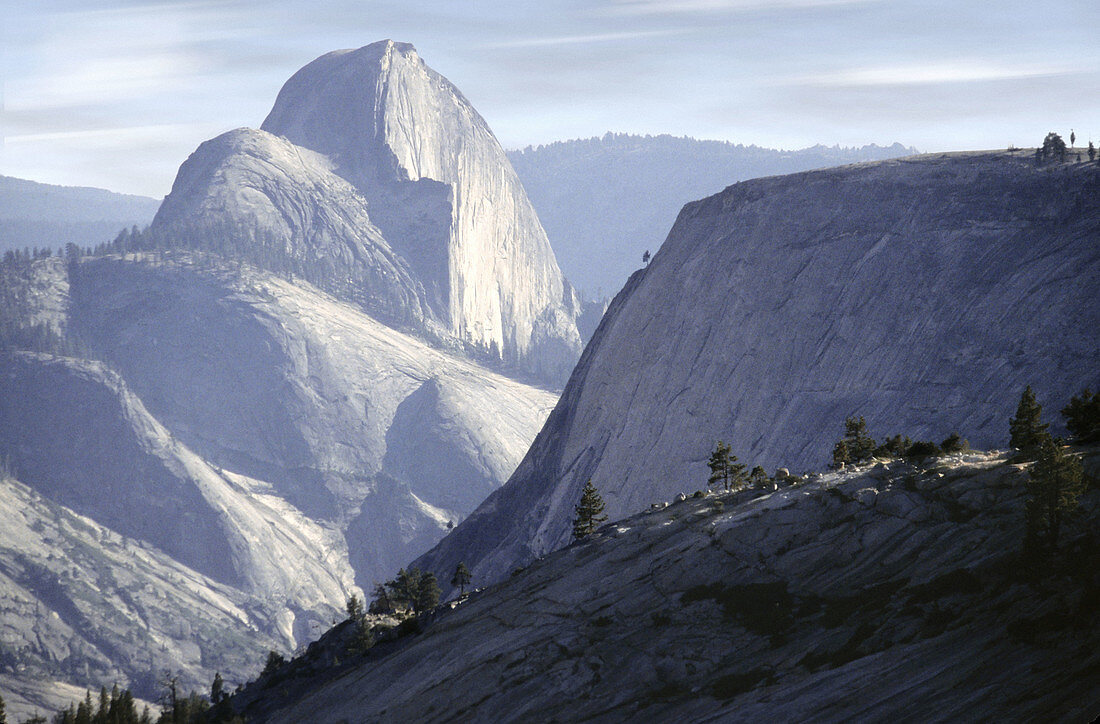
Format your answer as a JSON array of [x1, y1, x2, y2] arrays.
[[573, 479, 608, 540]]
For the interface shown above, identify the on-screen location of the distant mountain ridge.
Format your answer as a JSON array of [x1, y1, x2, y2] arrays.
[[508, 133, 917, 297], [0, 175, 159, 254]]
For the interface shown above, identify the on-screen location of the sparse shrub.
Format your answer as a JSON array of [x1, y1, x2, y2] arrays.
[[904, 441, 942, 460]]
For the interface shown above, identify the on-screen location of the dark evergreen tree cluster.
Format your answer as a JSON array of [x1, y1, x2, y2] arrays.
[[39, 677, 239, 724], [1006, 386, 1090, 554], [1, 246, 54, 266], [1062, 389, 1100, 443], [832, 416, 876, 466], [1025, 434, 1085, 553], [832, 416, 967, 466], [368, 568, 440, 616], [572, 479, 608, 540], [1035, 131, 1068, 163]]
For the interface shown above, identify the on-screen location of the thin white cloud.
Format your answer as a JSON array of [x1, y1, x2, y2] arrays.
[[793, 62, 1080, 87], [484, 28, 692, 49], [4, 123, 212, 146], [601, 0, 873, 15]]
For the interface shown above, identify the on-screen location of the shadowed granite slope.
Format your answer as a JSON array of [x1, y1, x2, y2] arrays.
[[416, 151, 1100, 588], [238, 450, 1100, 723]]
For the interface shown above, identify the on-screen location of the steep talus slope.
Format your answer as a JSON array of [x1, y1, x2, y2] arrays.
[[154, 40, 582, 384], [509, 134, 916, 297], [152, 128, 433, 332], [242, 450, 1100, 722], [417, 151, 1100, 586]]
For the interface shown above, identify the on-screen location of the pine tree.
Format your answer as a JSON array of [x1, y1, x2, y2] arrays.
[[0, 692, 6, 724], [415, 572, 441, 613], [707, 442, 747, 490], [451, 562, 472, 596], [210, 672, 225, 705], [1009, 386, 1048, 459], [260, 651, 285, 678], [572, 479, 608, 540], [368, 582, 393, 614], [345, 594, 364, 621], [1025, 434, 1085, 551], [833, 416, 876, 465], [707, 441, 732, 489], [748, 465, 767, 488], [1062, 388, 1100, 443]]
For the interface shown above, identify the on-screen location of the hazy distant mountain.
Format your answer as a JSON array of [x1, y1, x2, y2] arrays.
[[156, 40, 584, 386], [0, 175, 159, 254], [418, 150, 1100, 589], [508, 134, 917, 298]]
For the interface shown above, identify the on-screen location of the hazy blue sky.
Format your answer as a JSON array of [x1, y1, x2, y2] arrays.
[[2, 0, 1097, 197]]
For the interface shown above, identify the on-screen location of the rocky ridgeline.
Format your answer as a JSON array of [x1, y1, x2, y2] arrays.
[[417, 150, 1100, 589], [230, 448, 1100, 722]]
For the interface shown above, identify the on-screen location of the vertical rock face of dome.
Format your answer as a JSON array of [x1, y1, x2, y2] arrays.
[[260, 40, 581, 381]]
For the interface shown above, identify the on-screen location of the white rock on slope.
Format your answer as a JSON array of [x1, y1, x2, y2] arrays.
[[416, 151, 1100, 588], [0, 252, 557, 705], [152, 128, 435, 333], [11, 253, 555, 588], [261, 40, 582, 382], [154, 40, 582, 384]]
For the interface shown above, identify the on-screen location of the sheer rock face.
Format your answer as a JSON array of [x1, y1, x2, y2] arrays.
[[261, 41, 581, 381], [417, 151, 1100, 588], [154, 40, 581, 384]]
